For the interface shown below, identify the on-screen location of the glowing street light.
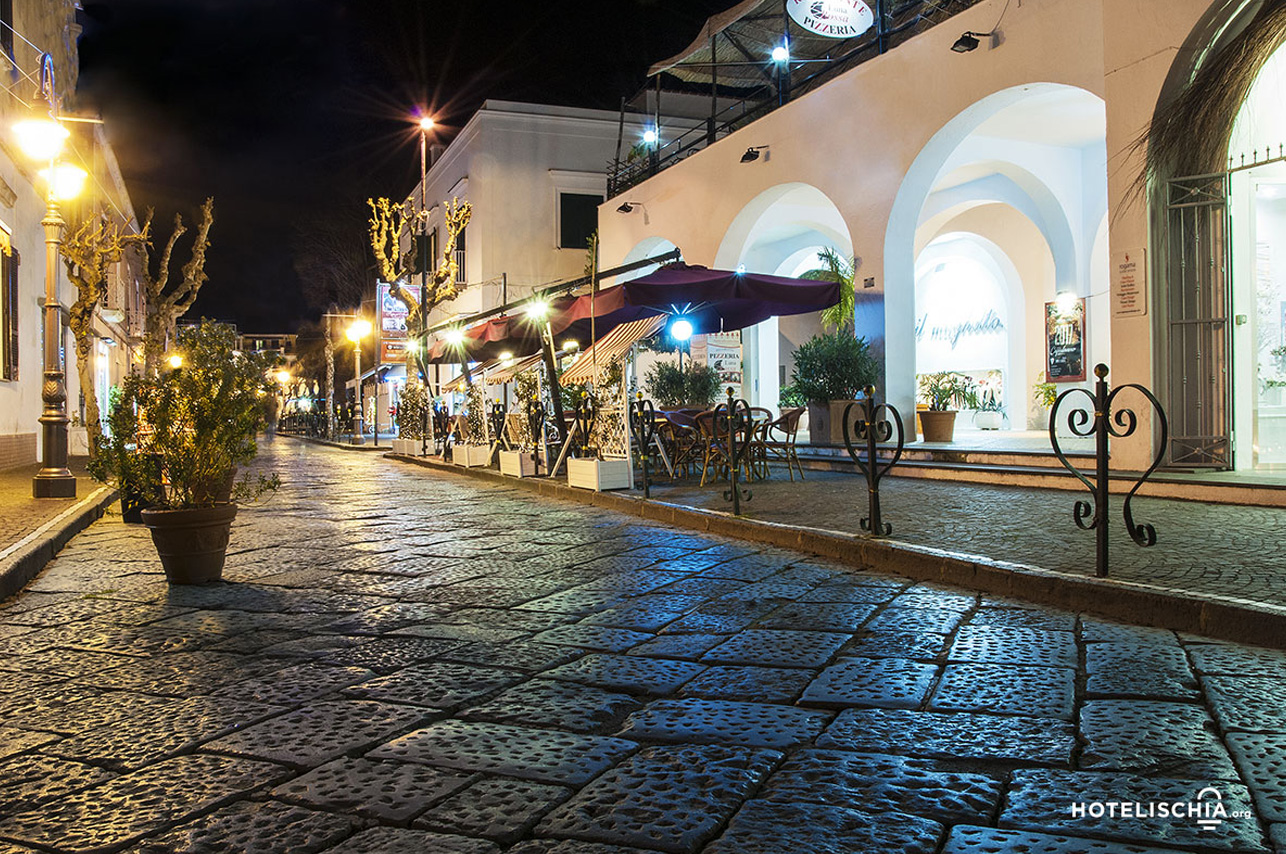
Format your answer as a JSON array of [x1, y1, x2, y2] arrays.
[[275, 370, 292, 385], [525, 299, 550, 320], [669, 317, 694, 371], [346, 319, 372, 444], [21, 54, 84, 498], [167, 353, 183, 370]]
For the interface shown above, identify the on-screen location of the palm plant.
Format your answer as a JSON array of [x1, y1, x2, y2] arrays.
[[799, 247, 857, 332]]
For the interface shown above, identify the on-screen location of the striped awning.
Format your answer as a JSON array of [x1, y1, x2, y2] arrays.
[[561, 316, 666, 385], [485, 352, 544, 385], [440, 359, 498, 394]]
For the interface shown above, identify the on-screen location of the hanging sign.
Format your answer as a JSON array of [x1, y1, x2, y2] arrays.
[[786, 0, 875, 39]]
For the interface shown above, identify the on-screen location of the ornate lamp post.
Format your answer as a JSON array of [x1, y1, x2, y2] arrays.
[[15, 55, 87, 498], [417, 115, 434, 455], [346, 319, 372, 444]]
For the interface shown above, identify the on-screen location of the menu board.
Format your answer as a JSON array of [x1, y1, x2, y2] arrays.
[[1045, 298, 1086, 383]]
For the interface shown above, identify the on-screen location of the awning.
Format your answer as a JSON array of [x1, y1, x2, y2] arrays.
[[440, 359, 499, 394], [561, 316, 667, 385], [485, 352, 544, 385]]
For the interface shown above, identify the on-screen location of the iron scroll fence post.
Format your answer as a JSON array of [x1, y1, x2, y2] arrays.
[[717, 387, 753, 515], [629, 394, 657, 499], [488, 402, 508, 449], [525, 393, 546, 472], [1049, 363, 1169, 578], [573, 393, 597, 458], [841, 385, 906, 537]]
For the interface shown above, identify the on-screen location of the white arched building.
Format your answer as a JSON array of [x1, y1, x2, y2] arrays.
[[600, 0, 1281, 473]]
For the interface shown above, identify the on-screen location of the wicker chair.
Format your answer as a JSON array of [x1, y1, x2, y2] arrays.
[[762, 406, 805, 481]]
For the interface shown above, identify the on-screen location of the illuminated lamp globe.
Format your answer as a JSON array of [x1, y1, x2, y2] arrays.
[[445, 328, 466, 347], [13, 115, 68, 161], [669, 318, 694, 343], [771, 45, 789, 63], [562, 340, 580, 352], [1054, 291, 1080, 317], [418, 116, 435, 132], [275, 370, 291, 385], [525, 299, 550, 320], [346, 319, 372, 342], [38, 163, 87, 201], [642, 129, 658, 145], [167, 353, 183, 369]]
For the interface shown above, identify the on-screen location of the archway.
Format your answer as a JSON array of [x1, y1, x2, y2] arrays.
[[713, 183, 854, 413], [887, 83, 1109, 439]]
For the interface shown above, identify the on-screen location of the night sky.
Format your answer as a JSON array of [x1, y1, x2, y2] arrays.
[[74, 0, 732, 332]]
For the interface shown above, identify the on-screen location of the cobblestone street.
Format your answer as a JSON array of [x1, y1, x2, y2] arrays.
[[1, 438, 1285, 853]]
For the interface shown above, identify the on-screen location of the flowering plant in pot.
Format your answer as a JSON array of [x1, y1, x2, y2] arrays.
[[917, 371, 979, 442], [95, 321, 279, 583]]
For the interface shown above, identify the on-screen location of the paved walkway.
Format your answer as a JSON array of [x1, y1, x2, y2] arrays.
[[646, 468, 1286, 609], [1, 439, 1284, 852], [0, 457, 96, 553]]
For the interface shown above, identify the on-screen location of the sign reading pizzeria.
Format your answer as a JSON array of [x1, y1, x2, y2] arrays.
[[786, 0, 875, 39]]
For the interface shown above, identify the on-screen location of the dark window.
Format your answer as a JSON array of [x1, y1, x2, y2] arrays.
[[453, 227, 465, 283], [559, 193, 601, 249], [0, 0, 13, 64], [2, 243, 18, 381]]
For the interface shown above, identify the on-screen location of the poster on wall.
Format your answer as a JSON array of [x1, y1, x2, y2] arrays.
[[691, 332, 743, 400], [1112, 249, 1147, 317], [1045, 298, 1086, 383]]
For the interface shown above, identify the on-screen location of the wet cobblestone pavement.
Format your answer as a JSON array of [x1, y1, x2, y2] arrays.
[[647, 470, 1286, 608], [1, 438, 1284, 852]]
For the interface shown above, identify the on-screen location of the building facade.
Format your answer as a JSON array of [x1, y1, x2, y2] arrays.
[[597, 0, 1281, 473], [0, 1, 142, 467]]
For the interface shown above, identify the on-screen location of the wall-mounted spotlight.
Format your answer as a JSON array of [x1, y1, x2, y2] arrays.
[[616, 201, 649, 224], [741, 146, 768, 163]]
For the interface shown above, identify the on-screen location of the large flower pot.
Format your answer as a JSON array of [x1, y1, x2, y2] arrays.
[[140, 504, 238, 585], [919, 410, 958, 443]]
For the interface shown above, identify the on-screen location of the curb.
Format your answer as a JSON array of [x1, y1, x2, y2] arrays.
[[0, 485, 118, 602], [279, 434, 390, 452], [388, 453, 1286, 649]]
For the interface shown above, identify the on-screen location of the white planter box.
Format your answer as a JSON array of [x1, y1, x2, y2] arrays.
[[68, 426, 90, 456], [567, 457, 632, 491], [454, 443, 492, 467], [390, 439, 408, 454], [500, 450, 543, 477]]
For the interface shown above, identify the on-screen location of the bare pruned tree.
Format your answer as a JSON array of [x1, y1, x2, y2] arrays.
[[292, 203, 374, 312], [133, 198, 215, 375]]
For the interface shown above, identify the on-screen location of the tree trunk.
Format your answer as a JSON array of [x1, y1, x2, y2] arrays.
[[325, 327, 335, 440], [73, 327, 103, 459]]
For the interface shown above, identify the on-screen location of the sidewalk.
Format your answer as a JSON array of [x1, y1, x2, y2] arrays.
[[0, 459, 116, 601]]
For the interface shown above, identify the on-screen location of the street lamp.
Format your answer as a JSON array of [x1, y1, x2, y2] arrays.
[[346, 319, 372, 444], [416, 112, 436, 455], [17, 55, 88, 498]]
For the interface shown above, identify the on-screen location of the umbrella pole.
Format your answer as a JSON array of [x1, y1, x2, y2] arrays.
[[541, 320, 567, 448]]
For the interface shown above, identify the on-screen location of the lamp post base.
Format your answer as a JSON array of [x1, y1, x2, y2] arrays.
[[351, 417, 366, 445], [34, 470, 76, 498]]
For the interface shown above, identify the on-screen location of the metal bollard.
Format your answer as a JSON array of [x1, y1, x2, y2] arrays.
[[1049, 363, 1169, 578], [841, 385, 905, 537]]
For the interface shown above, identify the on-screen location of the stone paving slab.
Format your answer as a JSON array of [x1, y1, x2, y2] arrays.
[[270, 756, 472, 821], [799, 657, 939, 709], [202, 700, 430, 769], [699, 629, 850, 668], [128, 799, 355, 854], [928, 663, 1077, 720], [535, 744, 779, 853], [758, 749, 1003, 825], [1227, 732, 1286, 822], [818, 707, 1077, 765], [543, 653, 706, 694], [1084, 643, 1199, 700], [460, 679, 643, 732], [1080, 700, 1237, 780], [413, 777, 575, 843], [616, 697, 830, 748], [319, 826, 500, 854], [941, 826, 1201, 853], [369, 720, 638, 785], [0, 754, 288, 853], [702, 800, 944, 854]]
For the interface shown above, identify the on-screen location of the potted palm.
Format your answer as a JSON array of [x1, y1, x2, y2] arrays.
[[917, 372, 979, 442], [782, 332, 879, 445], [95, 321, 278, 584]]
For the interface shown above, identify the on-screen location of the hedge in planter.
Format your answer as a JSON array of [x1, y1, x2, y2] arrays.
[[644, 361, 721, 409], [94, 321, 279, 583], [782, 332, 880, 445]]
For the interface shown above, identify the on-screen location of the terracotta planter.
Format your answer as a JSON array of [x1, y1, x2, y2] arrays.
[[141, 503, 238, 585], [919, 410, 958, 443]]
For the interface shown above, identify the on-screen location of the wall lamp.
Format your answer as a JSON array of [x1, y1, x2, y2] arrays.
[[616, 201, 649, 224], [951, 31, 992, 52], [741, 146, 768, 163]]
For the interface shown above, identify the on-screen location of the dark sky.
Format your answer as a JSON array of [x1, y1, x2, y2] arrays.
[[74, 0, 731, 332]]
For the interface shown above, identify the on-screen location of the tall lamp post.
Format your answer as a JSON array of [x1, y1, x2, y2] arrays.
[[346, 319, 372, 445], [416, 115, 434, 456], [15, 55, 87, 498]]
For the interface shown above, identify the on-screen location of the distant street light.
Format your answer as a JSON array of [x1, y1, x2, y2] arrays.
[[416, 111, 436, 455], [167, 353, 183, 370], [18, 54, 88, 498], [346, 319, 372, 445]]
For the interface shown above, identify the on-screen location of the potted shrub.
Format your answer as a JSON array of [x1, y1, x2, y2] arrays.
[[95, 321, 278, 584], [974, 384, 1005, 430], [1031, 371, 1058, 429], [643, 361, 721, 409], [917, 372, 979, 442], [782, 332, 879, 445], [393, 382, 428, 455], [91, 376, 162, 523]]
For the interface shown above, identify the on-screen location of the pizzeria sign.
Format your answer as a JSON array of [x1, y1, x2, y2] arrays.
[[786, 0, 875, 38]]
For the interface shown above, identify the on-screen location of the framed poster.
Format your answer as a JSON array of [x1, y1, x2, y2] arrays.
[[1045, 298, 1086, 383]]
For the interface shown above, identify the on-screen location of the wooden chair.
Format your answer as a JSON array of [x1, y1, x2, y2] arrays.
[[762, 407, 806, 481]]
